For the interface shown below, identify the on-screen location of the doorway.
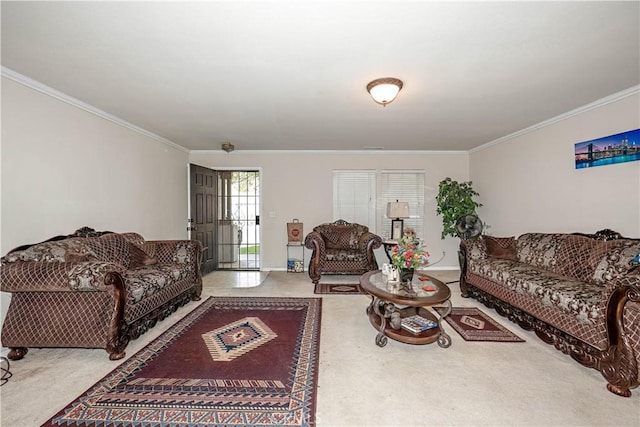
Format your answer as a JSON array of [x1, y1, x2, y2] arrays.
[[217, 170, 260, 270], [189, 164, 260, 273]]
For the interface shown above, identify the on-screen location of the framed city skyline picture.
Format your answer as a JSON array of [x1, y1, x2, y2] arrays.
[[575, 128, 640, 169]]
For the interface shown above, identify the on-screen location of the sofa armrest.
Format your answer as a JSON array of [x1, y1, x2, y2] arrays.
[[0, 261, 126, 292], [359, 232, 382, 252], [304, 232, 326, 254], [460, 238, 487, 260], [602, 271, 640, 332], [597, 271, 640, 395]]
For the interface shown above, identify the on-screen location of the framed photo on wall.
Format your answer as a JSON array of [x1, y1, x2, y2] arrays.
[[575, 128, 640, 169]]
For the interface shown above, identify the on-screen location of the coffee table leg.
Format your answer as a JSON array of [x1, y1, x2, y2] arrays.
[[372, 297, 388, 347], [436, 300, 452, 348]]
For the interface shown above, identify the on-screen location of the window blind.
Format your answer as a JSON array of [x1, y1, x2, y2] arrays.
[[332, 171, 376, 229], [378, 171, 425, 239]]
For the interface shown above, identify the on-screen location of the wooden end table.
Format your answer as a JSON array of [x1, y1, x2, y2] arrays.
[[359, 270, 452, 348]]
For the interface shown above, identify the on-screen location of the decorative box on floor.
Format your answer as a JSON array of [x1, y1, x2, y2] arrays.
[[287, 243, 304, 272]]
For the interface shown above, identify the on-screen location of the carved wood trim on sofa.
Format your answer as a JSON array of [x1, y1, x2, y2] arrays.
[[459, 230, 639, 397]]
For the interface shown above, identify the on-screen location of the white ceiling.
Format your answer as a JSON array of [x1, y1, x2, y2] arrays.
[[2, 1, 639, 152]]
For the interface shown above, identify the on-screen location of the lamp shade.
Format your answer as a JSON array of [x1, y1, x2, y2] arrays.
[[367, 78, 403, 106], [387, 201, 410, 219]]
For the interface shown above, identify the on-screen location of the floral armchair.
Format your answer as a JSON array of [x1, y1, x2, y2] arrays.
[[304, 219, 382, 284]]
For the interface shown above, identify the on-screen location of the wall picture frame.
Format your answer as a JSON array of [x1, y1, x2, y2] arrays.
[[575, 128, 640, 169]]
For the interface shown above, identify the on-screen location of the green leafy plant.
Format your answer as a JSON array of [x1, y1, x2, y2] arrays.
[[435, 178, 482, 239]]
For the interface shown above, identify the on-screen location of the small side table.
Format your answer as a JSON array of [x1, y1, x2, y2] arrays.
[[286, 243, 304, 272], [381, 240, 398, 263]]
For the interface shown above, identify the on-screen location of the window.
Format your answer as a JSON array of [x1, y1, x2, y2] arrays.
[[332, 171, 376, 227], [378, 171, 425, 238], [333, 170, 425, 238]]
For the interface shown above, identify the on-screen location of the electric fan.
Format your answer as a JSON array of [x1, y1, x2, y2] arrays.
[[455, 214, 484, 239]]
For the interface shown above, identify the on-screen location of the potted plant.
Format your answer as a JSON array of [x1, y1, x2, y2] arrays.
[[435, 177, 482, 239]]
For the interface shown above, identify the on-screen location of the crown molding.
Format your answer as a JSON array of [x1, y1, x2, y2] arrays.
[[470, 85, 640, 154], [189, 149, 469, 155], [1, 67, 189, 153]]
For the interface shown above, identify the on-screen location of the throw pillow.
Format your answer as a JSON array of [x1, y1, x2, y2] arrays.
[[129, 243, 157, 268], [483, 236, 517, 260]]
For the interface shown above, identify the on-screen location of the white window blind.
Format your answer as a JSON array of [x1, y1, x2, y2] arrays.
[[378, 171, 425, 239], [332, 171, 376, 229]]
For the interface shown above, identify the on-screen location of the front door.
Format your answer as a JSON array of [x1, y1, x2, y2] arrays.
[[189, 164, 217, 275], [217, 170, 260, 270]]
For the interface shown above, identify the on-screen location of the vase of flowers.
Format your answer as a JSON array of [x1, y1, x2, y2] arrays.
[[400, 268, 414, 283], [391, 235, 430, 283]]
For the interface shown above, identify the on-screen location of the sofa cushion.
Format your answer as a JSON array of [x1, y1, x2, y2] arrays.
[[321, 228, 358, 249], [324, 249, 366, 262], [469, 258, 602, 325], [125, 263, 189, 304], [463, 238, 487, 261], [2, 238, 95, 264], [555, 235, 618, 283], [516, 233, 567, 273], [592, 240, 640, 284], [483, 236, 517, 260]]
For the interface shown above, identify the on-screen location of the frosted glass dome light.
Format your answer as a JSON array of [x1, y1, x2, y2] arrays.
[[366, 78, 403, 106]]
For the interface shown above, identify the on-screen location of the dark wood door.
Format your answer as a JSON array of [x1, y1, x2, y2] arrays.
[[189, 164, 217, 275]]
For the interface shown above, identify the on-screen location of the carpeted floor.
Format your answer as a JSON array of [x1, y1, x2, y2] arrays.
[[42, 296, 322, 427]]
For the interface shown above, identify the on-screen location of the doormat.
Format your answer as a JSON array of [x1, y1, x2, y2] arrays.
[[43, 296, 322, 427], [314, 283, 364, 295], [433, 306, 525, 342]]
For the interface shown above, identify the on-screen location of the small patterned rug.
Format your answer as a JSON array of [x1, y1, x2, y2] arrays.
[[42, 296, 322, 427], [314, 283, 364, 295], [434, 307, 525, 342]]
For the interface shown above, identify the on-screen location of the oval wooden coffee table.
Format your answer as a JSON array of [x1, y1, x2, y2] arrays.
[[359, 270, 452, 348]]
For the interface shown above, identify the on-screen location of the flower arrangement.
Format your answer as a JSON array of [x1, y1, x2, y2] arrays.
[[391, 235, 430, 270]]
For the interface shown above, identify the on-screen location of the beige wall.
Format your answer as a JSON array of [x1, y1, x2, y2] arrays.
[[189, 151, 470, 270], [470, 92, 640, 238], [1, 78, 190, 251]]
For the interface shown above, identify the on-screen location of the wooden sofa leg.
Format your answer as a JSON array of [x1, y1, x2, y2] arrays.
[[7, 347, 28, 360], [607, 383, 632, 397], [108, 350, 126, 361]]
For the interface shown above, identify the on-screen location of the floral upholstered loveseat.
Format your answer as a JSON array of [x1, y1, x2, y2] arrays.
[[459, 230, 640, 397], [0, 227, 202, 361], [304, 219, 382, 284]]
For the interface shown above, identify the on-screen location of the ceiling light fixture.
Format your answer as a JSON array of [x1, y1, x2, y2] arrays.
[[366, 77, 403, 107], [221, 142, 234, 153]]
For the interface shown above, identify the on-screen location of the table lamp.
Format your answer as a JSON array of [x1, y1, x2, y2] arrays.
[[386, 201, 409, 240]]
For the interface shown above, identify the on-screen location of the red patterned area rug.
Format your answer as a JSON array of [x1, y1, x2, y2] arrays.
[[313, 283, 364, 295], [434, 307, 525, 342], [42, 297, 322, 427]]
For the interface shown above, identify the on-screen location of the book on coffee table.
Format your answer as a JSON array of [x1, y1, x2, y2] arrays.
[[400, 315, 438, 334]]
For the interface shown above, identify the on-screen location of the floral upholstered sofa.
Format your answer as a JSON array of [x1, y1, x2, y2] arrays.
[[305, 219, 382, 284], [459, 230, 640, 397], [0, 227, 202, 361]]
